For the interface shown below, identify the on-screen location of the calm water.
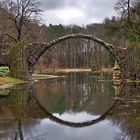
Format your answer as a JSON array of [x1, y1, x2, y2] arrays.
[[0, 73, 140, 140]]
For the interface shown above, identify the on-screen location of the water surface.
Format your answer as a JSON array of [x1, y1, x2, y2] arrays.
[[0, 73, 140, 140]]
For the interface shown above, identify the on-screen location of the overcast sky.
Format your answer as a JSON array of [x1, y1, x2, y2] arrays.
[[40, 0, 118, 26]]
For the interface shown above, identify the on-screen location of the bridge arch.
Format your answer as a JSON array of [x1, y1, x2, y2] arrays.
[[28, 34, 119, 66], [3, 33, 128, 82], [27, 33, 128, 83]]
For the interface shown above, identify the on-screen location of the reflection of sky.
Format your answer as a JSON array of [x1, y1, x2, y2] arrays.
[[23, 112, 121, 140], [53, 111, 99, 122]]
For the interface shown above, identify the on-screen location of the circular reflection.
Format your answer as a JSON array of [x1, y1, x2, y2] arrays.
[[34, 95, 116, 128]]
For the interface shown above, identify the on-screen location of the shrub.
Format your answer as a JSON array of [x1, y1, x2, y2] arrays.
[[0, 66, 10, 77]]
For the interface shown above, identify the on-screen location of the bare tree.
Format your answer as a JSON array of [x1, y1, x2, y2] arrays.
[[115, 0, 140, 35], [0, 0, 42, 41]]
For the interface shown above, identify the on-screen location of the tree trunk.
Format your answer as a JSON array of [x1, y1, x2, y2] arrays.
[[9, 42, 31, 80]]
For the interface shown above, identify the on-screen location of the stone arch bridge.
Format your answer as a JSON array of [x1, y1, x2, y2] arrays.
[[0, 33, 129, 84]]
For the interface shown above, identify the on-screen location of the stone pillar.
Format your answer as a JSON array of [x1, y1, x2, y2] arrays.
[[114, 85, 121, 96], [9, 42, 31, 80], [113, 61, 122, 86]]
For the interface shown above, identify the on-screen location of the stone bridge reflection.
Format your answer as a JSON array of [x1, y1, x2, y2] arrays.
[[0, 83, 115, 127], [0, 81, 140, 139]]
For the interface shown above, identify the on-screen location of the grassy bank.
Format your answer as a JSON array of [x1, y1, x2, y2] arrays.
[[0, 66, 26, 86], [0, 67, 112, 86], [0, 76, 26, 85]]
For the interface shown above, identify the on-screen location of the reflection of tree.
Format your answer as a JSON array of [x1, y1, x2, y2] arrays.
[[0, 84, 33, 120], [0, 88, 10, 96], [33, 94, 116, 128], [33, 75, 140, 139], [110, 83, 140, 140], [0, 75, 140, 140], [34, 73, 115, 115], [0, 84, 43, 140]]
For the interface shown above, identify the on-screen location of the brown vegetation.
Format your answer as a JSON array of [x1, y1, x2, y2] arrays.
[[0, 77, 7, 85]]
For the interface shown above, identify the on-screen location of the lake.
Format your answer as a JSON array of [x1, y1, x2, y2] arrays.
[[0, 73, 140, 140]]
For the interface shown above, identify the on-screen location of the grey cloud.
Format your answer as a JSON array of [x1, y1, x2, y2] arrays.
[[40, 0, 86, 10], [42, 11, 64, 24], [39, 0, 118, 25], [75, 0, 118, 17], [40, 0, 66, 10]]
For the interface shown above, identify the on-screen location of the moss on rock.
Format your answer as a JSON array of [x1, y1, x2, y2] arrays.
[[9, 41, 30, 80]]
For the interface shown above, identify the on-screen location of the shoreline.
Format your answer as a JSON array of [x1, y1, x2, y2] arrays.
[[32, 74, 66, 80], [0, 77, 26, 89], [0, 68, 113, 88], [35, 68, 113, 74]]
